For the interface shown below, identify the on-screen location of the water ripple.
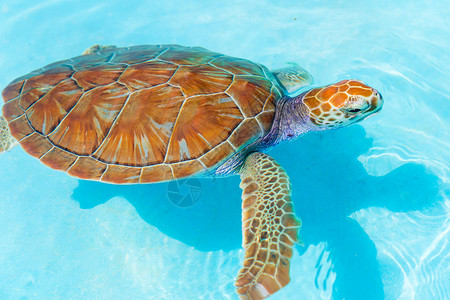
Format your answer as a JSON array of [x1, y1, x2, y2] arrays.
[[352, 199, 450, 300]]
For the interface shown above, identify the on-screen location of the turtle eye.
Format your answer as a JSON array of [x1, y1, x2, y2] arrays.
[[342, 107, 363, 115], [342, 100, 370, 115]]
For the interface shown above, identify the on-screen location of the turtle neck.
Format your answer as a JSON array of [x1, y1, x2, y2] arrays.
[[259, 93, 320, 148], [214, 93, 319, 176]]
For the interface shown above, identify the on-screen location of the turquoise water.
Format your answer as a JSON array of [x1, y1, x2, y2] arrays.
[[0, 0, 449, 299]]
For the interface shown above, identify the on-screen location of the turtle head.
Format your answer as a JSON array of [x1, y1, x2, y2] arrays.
[[301, 80, 383, 129]]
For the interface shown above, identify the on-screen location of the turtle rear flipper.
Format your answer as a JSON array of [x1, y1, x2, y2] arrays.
[[0, 115, 17, 153], [236, 152, 301, 299], [83, 44, 118, 55]]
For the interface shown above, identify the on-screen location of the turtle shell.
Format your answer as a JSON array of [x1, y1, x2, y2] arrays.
[[2, 45, 283, 183]]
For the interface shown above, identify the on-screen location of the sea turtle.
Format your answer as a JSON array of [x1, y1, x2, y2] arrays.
[[0, 45, 383, 299]]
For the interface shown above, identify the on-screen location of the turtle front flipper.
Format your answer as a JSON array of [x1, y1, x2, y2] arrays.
[[0, 115, 17, 153], [236, 152, 301, 299], [272, 63, 314, 94]]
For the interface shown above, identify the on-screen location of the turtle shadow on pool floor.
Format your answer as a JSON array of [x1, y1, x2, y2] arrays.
[[72, 125, 441, 300]]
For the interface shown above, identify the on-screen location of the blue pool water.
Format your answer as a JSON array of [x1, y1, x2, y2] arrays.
[[0, 0, 449, 299]]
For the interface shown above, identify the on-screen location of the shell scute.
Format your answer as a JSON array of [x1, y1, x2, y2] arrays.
[[159, 46, 222, 65], [199, 141, 235, 168], [48, 82, 129, 155], [40, 147, 78, 171], [8, 115, 34, 141], [2, 80, 24, 103], [93, 84, 185, 166], [110, 46, 167, 64], [101, 165, 141, 184], [67, 157, 107, 180], [263, 92, 277, 112], [19, 88, 49, 111], [2, 97, 24, 121], [171, 160, 206, 179], [228, 118, 263, 148], [70, 52, 115, 70], [140, 164, 173, 183], [165, 93, 243, 163], [26, 78, 83, 135], [73, 63, 127, 91], [211, 56, 265, 77], [118, 61, 178, 92], [169, 64, 233, 97], [227, 75, 273, 118], [256, 111, 275, 132], [18, 67, 74, 110], [20, 133, 53, 158]]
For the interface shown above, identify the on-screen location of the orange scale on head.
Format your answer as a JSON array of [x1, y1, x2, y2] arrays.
[[334, 111, 344, 118], [303, 96, 321, 110], [347, 87, 373, 97], [311, 108, 321, 116], [317, 86, 338, 101], [338, 83, 350, 92], [347, 80, 371, 89], [330, 93, 348, 107], [320, 102, 332, 112]]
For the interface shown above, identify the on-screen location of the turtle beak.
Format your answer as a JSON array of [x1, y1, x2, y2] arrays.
[[358, 90, 383, 123], [367, 90, 383, 115]]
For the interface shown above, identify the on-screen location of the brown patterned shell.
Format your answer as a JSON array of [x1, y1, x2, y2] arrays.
[[2, 45, 283, 183]]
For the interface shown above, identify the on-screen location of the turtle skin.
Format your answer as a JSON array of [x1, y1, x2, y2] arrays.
[[2, 45, 284, 183]]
